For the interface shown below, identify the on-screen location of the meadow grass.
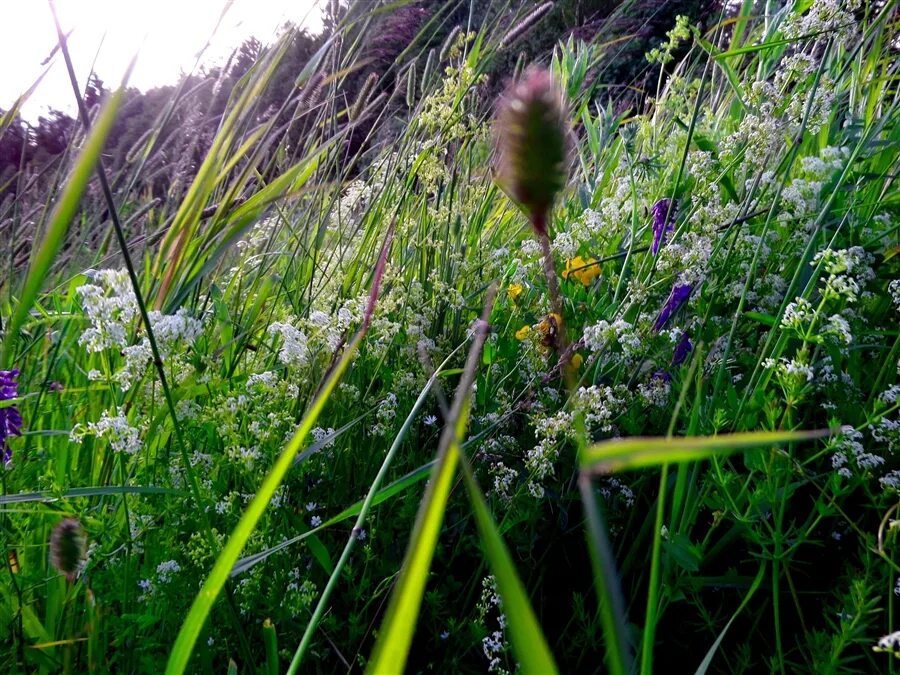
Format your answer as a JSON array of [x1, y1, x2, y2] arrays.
[[1, 0, 900, 672]]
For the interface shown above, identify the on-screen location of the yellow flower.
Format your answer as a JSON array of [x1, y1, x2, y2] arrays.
[[515, 325, 531, 341], [507, 283, 524, 302], [570, 353, 583, 369], [562, 256, 600, 286]]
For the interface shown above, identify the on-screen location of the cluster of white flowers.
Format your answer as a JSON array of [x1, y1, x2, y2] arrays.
[[781, 297, 816, 332], [552, 231, 578, 259], [889, 280, 900, 311], [763, 355, 815, 396], [583, 319, 642, 362], [305, 307, 355, 352], [156, 559, 181, 584], [637, 375, 671, 407], [70, 407, 143, 455], [76, 269, 138, 352], [247, 371, 279, 390], [525, 410, 575, 498], [310, 426, 336, 450], [119, 309, 203, 389], [781, 0, 860, 41], [137, 558, 182, 603], [268, 321, 310, 368], [831, 426, 884, 479], [813, 246, 875, 304], [575, 384, 630, 435], [489, 462, 519, 504], [599, 476, 635, 508], [477, 575, 509, 674], [800, 146, 849, 179], [370, 393, 398, 437], [75, 269, 205, 389], [875, 630, 900, 654]]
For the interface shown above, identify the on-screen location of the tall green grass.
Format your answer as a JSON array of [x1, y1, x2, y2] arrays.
[[2, 0, 899, 672]]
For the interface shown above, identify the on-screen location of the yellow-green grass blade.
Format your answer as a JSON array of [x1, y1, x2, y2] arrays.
[[580, 429, 830, 475], [367, 288, 496, 674], [365, 420, 462, 673], [459, 453, 559, 674], [1, 87, 123, 367], [165, 230, 392, 675]]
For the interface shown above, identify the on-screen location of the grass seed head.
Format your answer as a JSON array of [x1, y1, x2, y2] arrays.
[[494, 66, 569, 234], [50, 518, 86, 582]]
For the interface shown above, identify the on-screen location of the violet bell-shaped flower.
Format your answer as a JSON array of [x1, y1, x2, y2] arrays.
[[671, 331, 693, 367], [0, 369, 23, 466], [651, 198, 676, 256], [654, 283, 693, 332]]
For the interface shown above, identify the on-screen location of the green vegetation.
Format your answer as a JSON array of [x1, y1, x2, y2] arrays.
[[2, 0, 900, 672]]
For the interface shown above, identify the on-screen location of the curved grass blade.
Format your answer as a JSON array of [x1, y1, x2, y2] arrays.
[[694, 563, 766, 675], [578, 473, 632, 675], [0, 87, 124, 366], [287, 345, 465, 672], [0, 486, 185, 505], [580, 429, 831, 475], [459, 453, 558, 674], [230, 458, 437, 577], [165, 227, 393, 675], [366, 287, 495, 674]]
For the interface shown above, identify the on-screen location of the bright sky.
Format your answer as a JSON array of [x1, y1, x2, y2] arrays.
[[2, 0, 325, 121]]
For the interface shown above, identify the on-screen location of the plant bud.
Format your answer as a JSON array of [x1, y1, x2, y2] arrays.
[[494, 66, 569, 234]]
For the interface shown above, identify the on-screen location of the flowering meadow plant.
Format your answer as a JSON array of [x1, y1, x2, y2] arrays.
[[1, 0, 899, 673]]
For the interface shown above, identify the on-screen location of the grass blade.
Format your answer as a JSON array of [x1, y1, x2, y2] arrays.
[[165, 227, 392, 675], [459, 453, 558, 674], [0, 88, 123, 366], [580, 429, 831, 475], [366, 287, 496, 674]]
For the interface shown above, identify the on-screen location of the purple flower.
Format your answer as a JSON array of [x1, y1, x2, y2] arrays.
[[0, 369, 23, 466], [671, 331, 693, 367], [654, 283, 692, 332], [651, 199, 676, 256]]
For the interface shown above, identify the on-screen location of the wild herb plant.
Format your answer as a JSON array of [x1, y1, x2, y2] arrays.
[[1, 0, 899, 673]]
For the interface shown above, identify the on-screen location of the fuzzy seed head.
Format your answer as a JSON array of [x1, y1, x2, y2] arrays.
[[494, 66, 569, 233], [50, 518, 86, 582]]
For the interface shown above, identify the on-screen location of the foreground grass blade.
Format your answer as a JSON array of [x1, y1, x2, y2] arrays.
[[0, 88, 123, 367], [165, 228, 392, 675], [694, 563, 766, 675], [580, 429, 831, 474], [578, 473, 632, 675], [287, 344, 465, 672], [0, 486, 184, 504], [459, 453, 559, 674], [367, 287, 495, 674]]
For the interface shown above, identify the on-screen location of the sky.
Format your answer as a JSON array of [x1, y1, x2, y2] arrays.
[[1, 0, 325, 121]]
